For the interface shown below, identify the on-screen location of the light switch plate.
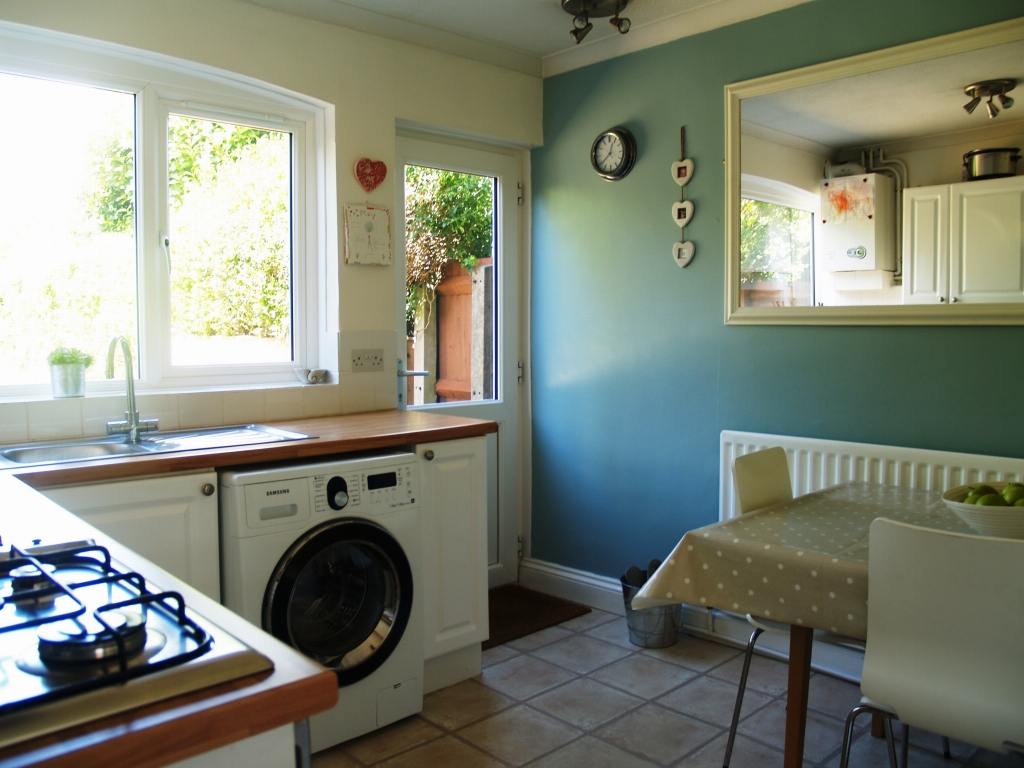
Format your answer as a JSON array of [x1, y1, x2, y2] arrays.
[[352, 348, 384, 372]]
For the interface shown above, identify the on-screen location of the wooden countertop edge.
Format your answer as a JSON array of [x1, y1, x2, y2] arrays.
[[0, 477, 342, 768], [7, 411, 497, 488], [0, 669, 339, 768]]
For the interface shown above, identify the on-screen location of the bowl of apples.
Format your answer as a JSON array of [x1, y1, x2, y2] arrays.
[[941, 481, 1024, 539]]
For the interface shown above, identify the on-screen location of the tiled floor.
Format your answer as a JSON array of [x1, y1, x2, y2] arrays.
[[313, 611, 1023, 767]]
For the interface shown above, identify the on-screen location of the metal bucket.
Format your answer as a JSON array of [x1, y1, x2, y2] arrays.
[[620, 575, 680, 649], [963, 147, 1021, 180], [50, 365, 86, 398]]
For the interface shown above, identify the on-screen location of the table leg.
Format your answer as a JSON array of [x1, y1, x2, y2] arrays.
[[871, 713, 885, 738], [784, 626, 813, 768]]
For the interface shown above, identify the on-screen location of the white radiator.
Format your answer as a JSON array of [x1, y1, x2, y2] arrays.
[[720, 430, 1024, 521]]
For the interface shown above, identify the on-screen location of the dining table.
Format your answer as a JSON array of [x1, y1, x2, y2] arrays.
[[632, 480, 975, 768]]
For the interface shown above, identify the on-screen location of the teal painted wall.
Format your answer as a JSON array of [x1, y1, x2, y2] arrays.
[[530, 0, 1024, 578]]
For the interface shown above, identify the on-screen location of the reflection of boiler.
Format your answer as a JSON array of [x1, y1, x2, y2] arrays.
[[819, 173, 895, 272]]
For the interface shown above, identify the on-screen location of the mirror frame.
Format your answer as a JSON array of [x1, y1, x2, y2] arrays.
[[725, 16, 1024, 325]]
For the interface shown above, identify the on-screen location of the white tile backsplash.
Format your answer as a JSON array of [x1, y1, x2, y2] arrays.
[[0, 404, 28, 444], [264, 387, 305, 421], [178, 392, 224, 429], [338, 372, 377, 414], [136, 395, 180, 431], [339, 330, 376, 374], [81, 397, 125, 437], [27, 399, 83, 441], [223, 390, 266, 425], [302, 385, 341, 418], [1, 329, 400, 444]]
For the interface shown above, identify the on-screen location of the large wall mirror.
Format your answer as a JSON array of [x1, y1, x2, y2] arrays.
[[725, 17, 1024, 325]]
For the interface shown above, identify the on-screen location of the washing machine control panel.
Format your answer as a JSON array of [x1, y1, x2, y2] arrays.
[[311, 461, 418, 516]]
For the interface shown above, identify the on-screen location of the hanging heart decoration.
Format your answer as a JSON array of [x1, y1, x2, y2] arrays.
[[671, 159, 695, 187], [355, 158, 388, 193], [671, 200, 695, 227], [673, 241, 696, 267]]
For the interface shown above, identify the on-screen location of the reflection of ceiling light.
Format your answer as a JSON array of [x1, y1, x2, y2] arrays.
[[964, 79, 1016, 119], [562, 0, 629, 44]]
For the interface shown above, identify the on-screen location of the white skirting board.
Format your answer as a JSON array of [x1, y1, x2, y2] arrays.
[[720, 430, 1024, 521], [518, 558, 864, 681]]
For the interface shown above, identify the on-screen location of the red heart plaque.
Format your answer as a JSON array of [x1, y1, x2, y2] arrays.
[[355, 158, 387, 193]]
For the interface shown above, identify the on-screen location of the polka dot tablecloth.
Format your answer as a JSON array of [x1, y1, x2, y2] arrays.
[[632, 482, 973, 640]]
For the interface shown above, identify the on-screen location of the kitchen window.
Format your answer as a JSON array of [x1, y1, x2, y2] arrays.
[[0, 25, 332, 398], [740, 175, 817, 308]]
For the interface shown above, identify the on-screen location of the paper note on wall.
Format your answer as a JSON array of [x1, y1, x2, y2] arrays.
[[822, 176, 875, 224], [345, 204, 393, 265]]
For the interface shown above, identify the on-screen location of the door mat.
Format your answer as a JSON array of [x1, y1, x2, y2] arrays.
[[483, 585, 591, 650]]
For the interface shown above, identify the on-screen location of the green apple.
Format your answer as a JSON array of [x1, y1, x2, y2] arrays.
[[976, 493, 1009, 506], [1003, 486, 1024, 504]]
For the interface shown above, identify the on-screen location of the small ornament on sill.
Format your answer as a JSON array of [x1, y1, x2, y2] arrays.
[[354, 158, 388, 193]]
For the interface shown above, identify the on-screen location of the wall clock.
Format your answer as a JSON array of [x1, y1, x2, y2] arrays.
[[591, 126, 636, 181]]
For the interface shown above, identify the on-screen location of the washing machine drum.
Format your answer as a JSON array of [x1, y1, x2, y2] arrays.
[[263, 518, 413, 686]]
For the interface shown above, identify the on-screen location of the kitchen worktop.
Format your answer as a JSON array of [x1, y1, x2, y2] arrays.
[[0, 409, 498, 766], [6, 409, 498, 489], [0, 473, 338, 768]]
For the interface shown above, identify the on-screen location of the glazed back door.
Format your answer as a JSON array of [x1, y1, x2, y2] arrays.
[[395, 134, 520, 588]]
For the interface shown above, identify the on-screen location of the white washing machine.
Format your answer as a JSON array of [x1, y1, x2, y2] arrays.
[[219, 452, 423, 752]]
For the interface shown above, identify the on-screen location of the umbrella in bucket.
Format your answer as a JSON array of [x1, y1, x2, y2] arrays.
[[621, 559, 681, 648]]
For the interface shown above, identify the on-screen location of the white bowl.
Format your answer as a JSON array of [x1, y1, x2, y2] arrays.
[[941, 482, 1024, 539]]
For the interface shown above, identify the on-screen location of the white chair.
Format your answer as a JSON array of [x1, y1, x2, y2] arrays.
[[723, 448, 868, 765], [724, 448, 881, 768], [839, 519, 1024, 767]]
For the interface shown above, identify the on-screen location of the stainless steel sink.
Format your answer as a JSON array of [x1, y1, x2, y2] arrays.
[[1, 441, 152, 464], [0, 425, 313, 467]]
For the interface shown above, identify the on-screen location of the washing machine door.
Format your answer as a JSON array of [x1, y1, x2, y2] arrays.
[[263, 518, 413, 686]]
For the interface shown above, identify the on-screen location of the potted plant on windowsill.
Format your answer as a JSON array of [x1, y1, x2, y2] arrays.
[[47, 347, 94, 399]]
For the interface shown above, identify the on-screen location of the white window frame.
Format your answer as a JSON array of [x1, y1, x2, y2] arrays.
[[0, 21, 335, 399], [740, 173, 818, 303]]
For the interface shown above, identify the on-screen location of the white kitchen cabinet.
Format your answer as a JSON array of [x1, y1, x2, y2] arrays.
[[417, 436, 489, 660], [41, 471, 220, 601], [904, 175, 1024, 304]]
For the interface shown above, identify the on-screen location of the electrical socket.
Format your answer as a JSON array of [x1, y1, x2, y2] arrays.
[[351, 348, 384, 372]]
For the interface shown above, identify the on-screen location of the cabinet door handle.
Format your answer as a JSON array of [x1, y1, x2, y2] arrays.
[[201, 483, 215, 496], [423, 450, 434, 461]]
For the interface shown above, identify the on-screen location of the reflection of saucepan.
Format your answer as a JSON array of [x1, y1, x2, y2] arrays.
[[963, 147, 1020, 180]]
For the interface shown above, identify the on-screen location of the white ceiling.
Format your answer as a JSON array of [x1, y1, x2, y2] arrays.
[[742, 39, 1024, 150], [241, 0, 816, 77]]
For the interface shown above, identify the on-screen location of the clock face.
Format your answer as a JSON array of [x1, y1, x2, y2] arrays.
[[594, 133, 624, 173], [590, 127, 636, 181]]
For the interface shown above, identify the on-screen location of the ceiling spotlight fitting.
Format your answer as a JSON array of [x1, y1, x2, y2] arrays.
[[562, 0, 629, 42], [569, 10, 592, 43], [963, 79, 1016, 119]]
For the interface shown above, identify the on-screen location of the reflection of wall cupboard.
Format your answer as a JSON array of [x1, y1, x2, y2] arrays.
[[903, 175, 1024, 305]]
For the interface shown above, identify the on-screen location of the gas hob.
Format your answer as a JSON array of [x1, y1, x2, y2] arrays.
[[0, 539, 272, 749]]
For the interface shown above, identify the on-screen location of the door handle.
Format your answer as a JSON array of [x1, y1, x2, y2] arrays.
[[398, 370, 430, 377]]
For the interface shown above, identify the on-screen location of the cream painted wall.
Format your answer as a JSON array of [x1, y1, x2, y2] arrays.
[[0, 0, 542, 441], [740, 133, 826, 194]]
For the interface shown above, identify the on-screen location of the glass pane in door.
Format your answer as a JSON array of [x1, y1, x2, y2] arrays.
[[740, 198, 813, 307], [404, 165, 496, 405]]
